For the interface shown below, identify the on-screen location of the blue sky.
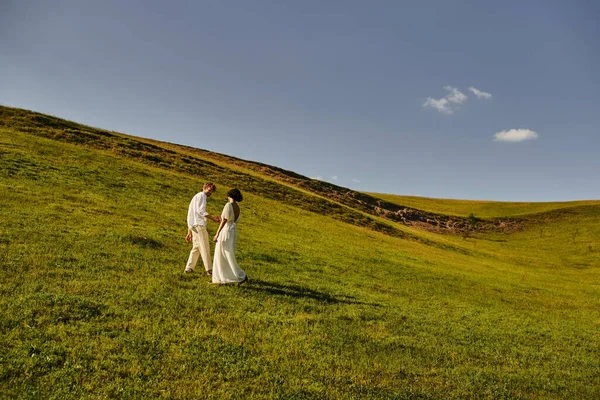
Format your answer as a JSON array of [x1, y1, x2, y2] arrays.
[[1, 0, 598, 201]]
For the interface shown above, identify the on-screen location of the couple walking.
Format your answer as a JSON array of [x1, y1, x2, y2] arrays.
[[184, 182, 247, 284]]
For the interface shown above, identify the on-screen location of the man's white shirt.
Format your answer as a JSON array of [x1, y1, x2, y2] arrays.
[[187, 192, 209, 229]]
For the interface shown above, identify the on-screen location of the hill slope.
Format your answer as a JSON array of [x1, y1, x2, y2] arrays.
[[1, 106, 599, 399], [368, 192, 600, 218]]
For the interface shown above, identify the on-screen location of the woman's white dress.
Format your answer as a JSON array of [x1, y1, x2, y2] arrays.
[[212, 202, 247, 284]]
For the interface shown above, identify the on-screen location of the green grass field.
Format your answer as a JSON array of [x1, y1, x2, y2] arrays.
[[1, 106, 599, 399]]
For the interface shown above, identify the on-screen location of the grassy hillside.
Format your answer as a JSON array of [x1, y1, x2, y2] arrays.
[[1, 106, 599, 399], [368, 193, 600, 218]]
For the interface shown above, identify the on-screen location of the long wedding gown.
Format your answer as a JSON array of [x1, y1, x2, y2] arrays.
[[212, 202, 247, 284]]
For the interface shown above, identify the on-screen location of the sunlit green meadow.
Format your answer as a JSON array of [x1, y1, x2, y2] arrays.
[[1, 110, 599, 399]]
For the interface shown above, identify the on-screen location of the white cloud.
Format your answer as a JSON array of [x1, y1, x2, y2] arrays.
[[352, 178, 361, 183], [494, 129, 539, 142], [423, 86, 467, 115], [444, 85, 468, 104], [331, 175, 338, 181], [423, 97, 453, 114], [469, 86, 492, 100]]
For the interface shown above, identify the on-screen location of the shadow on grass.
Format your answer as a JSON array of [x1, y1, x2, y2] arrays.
[[241, 278, 381, 307]]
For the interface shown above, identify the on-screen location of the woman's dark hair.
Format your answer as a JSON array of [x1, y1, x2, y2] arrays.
[[227, 188, 243, 202]]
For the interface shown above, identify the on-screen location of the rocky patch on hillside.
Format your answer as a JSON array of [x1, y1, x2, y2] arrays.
[[308, 185, 526, 235]]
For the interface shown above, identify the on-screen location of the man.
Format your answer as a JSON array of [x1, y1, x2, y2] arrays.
[[184, 182, 220, 275]]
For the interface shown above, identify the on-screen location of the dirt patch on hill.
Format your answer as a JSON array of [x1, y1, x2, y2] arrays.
[[323, 187, 526, 235]]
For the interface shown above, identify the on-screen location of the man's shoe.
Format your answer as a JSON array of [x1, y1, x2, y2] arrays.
[[206, 269, 212, 276], [184, 269, 194, 274]]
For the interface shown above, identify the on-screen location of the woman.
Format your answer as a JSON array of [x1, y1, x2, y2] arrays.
[[212, 188, 248, 284]]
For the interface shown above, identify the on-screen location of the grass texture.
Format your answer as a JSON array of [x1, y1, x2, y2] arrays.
[[1, 106, 599, 399]]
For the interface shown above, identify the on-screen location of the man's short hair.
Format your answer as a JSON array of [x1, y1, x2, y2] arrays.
[[203, 182, 216, 191]]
